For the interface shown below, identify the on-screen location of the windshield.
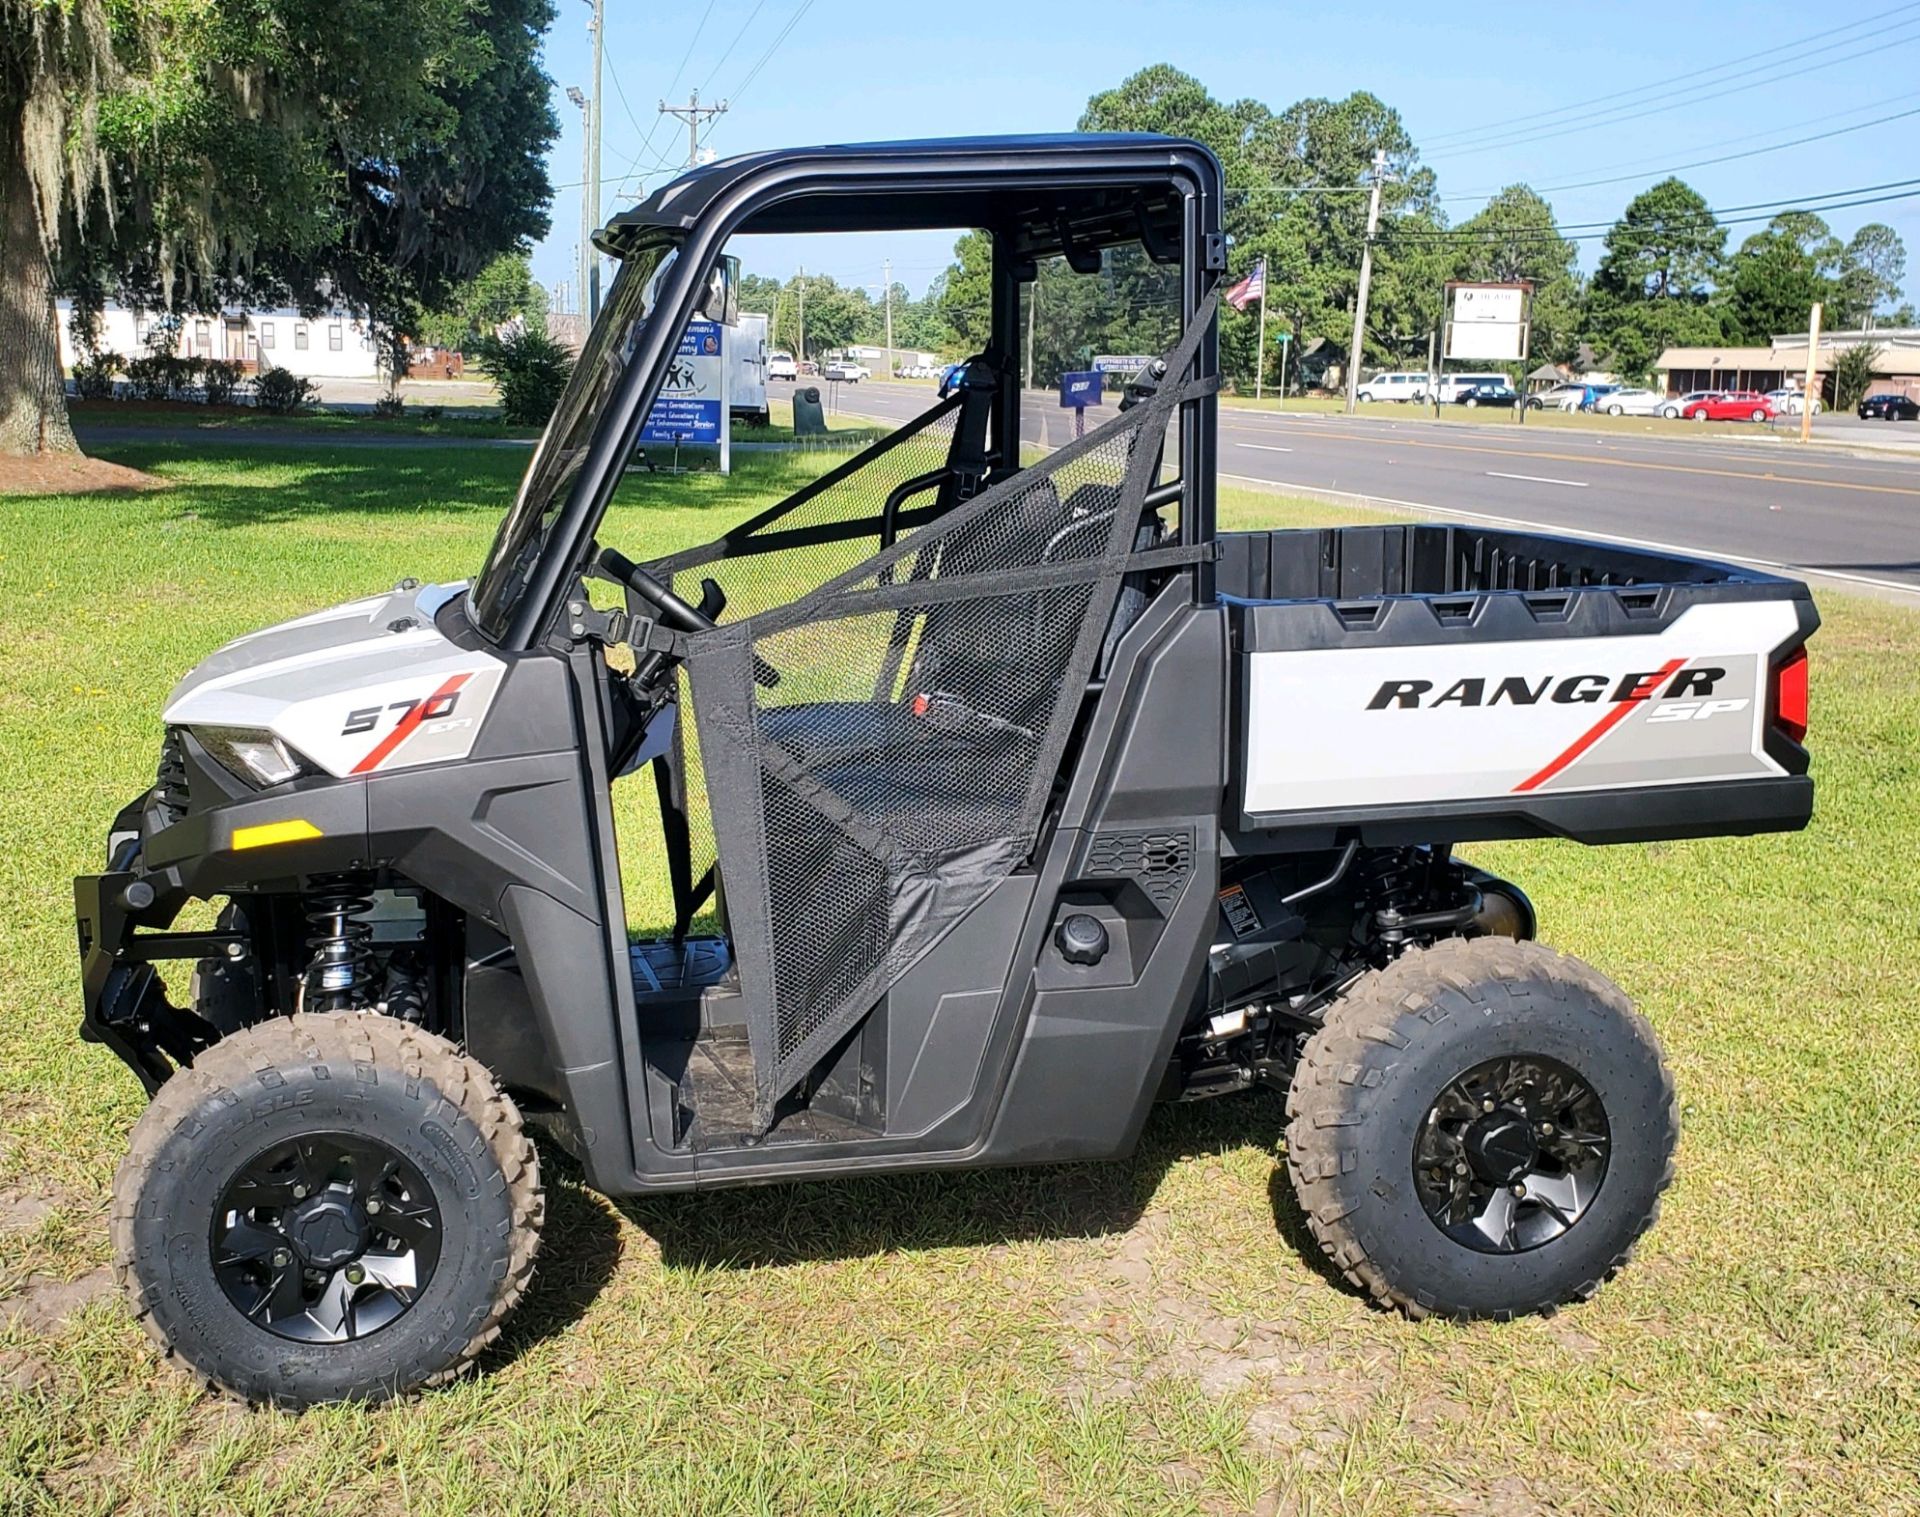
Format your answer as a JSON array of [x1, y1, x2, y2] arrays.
[[469, 239, 678, 641]]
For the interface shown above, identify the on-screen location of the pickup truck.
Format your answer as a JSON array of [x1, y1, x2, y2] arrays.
[[77, 133, 1815, 1408]]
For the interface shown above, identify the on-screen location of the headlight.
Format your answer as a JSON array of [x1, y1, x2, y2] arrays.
[[189, 726, 316, 788]]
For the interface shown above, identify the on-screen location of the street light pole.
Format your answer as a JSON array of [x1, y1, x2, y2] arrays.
[[587, 0, 604, 320], [567, 85, 590, 330], [883, 259, 894, 379]]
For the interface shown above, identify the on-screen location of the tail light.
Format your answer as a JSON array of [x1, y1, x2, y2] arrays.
[[1772, 646, 1809, 743]]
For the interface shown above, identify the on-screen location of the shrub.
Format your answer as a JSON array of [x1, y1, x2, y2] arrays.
[[371, 391, 407, 419], [124, 353, 202, 401], [1831, 343, 1881, 411], [253, 366, 319, 415], [70, 351, 121, 400], [201, 359, 245, 406], [474, 327, 574, 425]]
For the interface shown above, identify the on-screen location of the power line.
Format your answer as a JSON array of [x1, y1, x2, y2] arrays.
[[1380, 186, 1920, 248], [727, 0, 817, 109], [700, 0, 769, 95], [1448, 90, 1920, 199], [1424, 24, 1920, 162], [1421, 2, 1920, 151], [609, 0, 719, 195]]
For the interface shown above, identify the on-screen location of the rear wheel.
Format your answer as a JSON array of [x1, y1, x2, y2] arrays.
[[1606, 403, 1623, 415], [112, 1013, 542, 1406], [1284, 937, 1676, 1319]]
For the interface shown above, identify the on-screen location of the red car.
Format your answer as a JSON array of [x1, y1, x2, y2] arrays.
[[1681, 390, 1776, 422]]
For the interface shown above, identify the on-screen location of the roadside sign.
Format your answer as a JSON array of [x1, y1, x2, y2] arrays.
[[642, 319, 726, 456], [1059, 371, 1102, 408], [1444, 281, 1531, 363], [1060, 370, 1102, 438], [1093, 354, 1154, 375]]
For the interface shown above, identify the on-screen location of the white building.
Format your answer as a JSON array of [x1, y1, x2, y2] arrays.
[[56, 300, 383, 381]]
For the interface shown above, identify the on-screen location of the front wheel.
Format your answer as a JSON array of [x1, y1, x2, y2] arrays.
[[1751, 409, 1768, 423], [112, 1013, 543, 1406], [1464, 397, 1479, 408], [1693, 410, 1709, 422], [1285, 937, 1676, 1320]]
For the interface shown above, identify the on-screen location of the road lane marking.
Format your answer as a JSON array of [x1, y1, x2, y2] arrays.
[[1237, 443, 1293, 453], [1486, 471, 1588, 488], [1218, 473, 1920, 603], [1219, 423, 1920, 498]]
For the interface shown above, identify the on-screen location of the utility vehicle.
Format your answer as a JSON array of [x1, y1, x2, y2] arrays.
[[77, 135, 1817, 1408]]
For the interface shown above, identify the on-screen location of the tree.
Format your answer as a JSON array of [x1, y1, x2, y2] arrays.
[[1075, 67, 1439, 388], [1837, 223, 1908, 329], [419, 253, 549, 352], [1441, 185, 1583, 367], [4, 0, 548, 456], [1587, 178, 1727, 377], [1724, 211, 1841, 344]]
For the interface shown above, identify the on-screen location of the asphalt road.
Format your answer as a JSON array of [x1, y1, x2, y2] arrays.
[[813, 377, 1920, 602]]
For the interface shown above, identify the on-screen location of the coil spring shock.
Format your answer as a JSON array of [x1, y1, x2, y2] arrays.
[[1360, 846, 1477, 956], [302, 873, 376, 1013]]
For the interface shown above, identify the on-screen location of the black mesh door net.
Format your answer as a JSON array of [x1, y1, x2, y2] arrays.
[[647, 302, 1216, 1125]]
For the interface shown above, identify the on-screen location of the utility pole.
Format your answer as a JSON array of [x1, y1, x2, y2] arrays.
[[796, 266, 805, 367], [1344, 149, 1388, 416], [659, 89, 728, 168], [587, 0, 604, 319], [1800, 300, 1822, 444], [882, 258, 894, 379]]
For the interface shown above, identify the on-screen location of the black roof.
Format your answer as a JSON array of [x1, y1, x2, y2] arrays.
[[597, 133, 1220, 265]]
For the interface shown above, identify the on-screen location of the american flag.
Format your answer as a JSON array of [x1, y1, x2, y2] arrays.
[[1225, 258, 1266, 312]]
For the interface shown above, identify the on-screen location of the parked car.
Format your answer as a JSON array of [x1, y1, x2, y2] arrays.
[[1455, 381, 1520, 409], [1597, 387, 1666, 416], [1355, 371, 1428, 403], [766, 351, 798, 381], [1528, 383, 1588, 412], [824, 358, 870, 382], [1435, 371, 1510, 402], [1664, 390, 1718, 419], [1682, 391, 1775, 423], [1858, 392, 1920, 421], [1764, 387, 1821, 416]]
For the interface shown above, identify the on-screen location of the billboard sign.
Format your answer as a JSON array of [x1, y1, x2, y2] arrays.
[[1444, 282, 1531, 362], [641, 320, 725, 446]]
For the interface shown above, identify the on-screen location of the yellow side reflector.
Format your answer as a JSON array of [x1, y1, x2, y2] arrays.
[[232, 819, 323, 850]]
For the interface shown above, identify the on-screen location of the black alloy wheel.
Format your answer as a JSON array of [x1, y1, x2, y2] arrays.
[[212, 1132, 443, 1344], [1410, 1054, 1611, 1255]]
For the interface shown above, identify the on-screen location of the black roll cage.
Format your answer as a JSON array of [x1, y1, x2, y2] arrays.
[[497, 133, 1226, 650]]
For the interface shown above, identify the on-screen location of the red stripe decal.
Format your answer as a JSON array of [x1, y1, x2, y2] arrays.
[[1513, 659, 1685, 793], [349, 673, 471, 775]]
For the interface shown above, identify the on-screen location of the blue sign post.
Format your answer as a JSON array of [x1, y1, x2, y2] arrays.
[[1059, 370, 1102, 437]]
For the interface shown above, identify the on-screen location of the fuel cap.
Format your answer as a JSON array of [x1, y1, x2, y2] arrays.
[[1055, 913, 1109, 966]]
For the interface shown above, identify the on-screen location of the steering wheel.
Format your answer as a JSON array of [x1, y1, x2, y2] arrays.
[[595, 546, 781, 688]]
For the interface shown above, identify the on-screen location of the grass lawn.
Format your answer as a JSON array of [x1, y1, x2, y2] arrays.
[[66, 396, 881, 450], [0, 442, 1915, 1514]]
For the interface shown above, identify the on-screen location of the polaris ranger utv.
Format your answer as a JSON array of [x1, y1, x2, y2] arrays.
[[77, 135, 1817, 1407]]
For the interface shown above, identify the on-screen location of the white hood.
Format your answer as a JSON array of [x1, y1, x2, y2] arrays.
[[164, 582, 506, 779]]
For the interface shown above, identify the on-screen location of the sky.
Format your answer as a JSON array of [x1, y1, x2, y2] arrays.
[[529, 0, 1920, 312]]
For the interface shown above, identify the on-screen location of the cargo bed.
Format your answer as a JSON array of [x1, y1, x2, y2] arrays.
[[1217, 524, 1816, 849]]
